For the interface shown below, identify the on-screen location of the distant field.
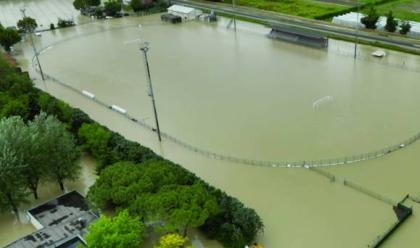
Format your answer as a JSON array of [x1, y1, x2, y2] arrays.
[[373, 0, 420, 22], [223, 0, 420, 21], [236, 0, 350, 19]]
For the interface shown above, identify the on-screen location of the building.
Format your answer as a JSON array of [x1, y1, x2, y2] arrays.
[[268, 25, 329, 48], [5, 191, 99, 248], [167, 5, 202, 21]]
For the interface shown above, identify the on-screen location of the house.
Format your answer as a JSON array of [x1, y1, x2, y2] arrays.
[[5, 191, 99, 248], [167, 5, 202, 21]]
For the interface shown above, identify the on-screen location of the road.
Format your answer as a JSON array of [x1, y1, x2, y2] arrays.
[[171, 0, 420, 53]]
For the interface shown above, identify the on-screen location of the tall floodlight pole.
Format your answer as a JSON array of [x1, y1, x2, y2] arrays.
[[354, 0, 360, 59], [20, 8, 45, 80], [140, 43, 162, 142]]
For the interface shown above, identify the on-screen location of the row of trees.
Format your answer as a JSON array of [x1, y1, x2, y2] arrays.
[[0, 17, 38, 52], [0, 114, 81, 218], [0, 52, 263, 246], [0, 53, 87, 219], [361, 7, 411, 34], [73, 0, 168, 17]]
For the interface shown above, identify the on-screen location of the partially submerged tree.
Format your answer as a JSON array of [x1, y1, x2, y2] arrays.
[[361, 6, 379, 29], [0, 25, 21, 52], [39, 114, 81, 191], [85, 210, 146, 248], [0, 116, 30, 218], [73, 0, 101, 10], [384, 11, 398, 32], [400, 21, 411, 35], [104, 0, 122, 16], [17, 17, 38, 33], [131, 0, 153, 12], [141, 184, 219, 236]]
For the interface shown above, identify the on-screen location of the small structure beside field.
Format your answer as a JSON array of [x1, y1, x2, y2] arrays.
[[167, 5, 202, 21], [268, 25, 329, 48]]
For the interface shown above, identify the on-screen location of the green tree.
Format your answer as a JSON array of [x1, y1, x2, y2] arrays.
[[141, 184, 219, 236], [87, 160, 195, 210], [0, 25, 22, 52], [384, 11, 398, 33], [73, 0, 101, 10], [0, 116, 30, 219], [40, 114, 80, 191], [17, 17, 38, 33], [361, 6, 379, 29], [130, 0, 153, 12], [400, 21, 411, 35], [155, 233, 191, 248], [78, 123, 113, 169], [85, 210, 146, 248], [104, 0, 122, 16], [200, 194, 264, 248]]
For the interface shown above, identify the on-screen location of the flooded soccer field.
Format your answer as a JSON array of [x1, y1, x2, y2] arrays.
[[3, 8, 420, 248]]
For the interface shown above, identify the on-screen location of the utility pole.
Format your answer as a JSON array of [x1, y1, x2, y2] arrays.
[[20, 8, 45, 80], [354, 0, 360, 59], [140, 43, 162, 142]]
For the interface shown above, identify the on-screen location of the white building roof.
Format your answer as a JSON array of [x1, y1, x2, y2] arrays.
[[168, 5, 196, 14]]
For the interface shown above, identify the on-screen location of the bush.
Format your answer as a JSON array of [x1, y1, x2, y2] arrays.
[[38, 93, 73, 123], [85, 210, 146, 248], [94, 7, 105, 19], [384, 11, 398, 33], [400, 21, 411, 35], [17, 17, 37, 33], [131, 0, 153, 12], [50, 23, 55, 30], [200, 188, 264, 247], [78, 123, 114, 169], [104, 0, 122, 17], [361, 6, 379, 29], [57, 19, 75, 28], [0, 25, 22, 52]]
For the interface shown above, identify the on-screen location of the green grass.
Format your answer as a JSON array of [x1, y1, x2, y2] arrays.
[[236, 0, 350, 19], [373, 0, 420, 22]]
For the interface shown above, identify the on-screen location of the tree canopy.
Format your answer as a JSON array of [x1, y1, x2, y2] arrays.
[[17, 17, 38, 33], [139, 184, 219, 235], [0, 25, 21, 52], [155, 233, 191, 248], [130, 0, 153, 12], [385, 11, 398, 33], [32, 113, 81, 192], [361, 6, 379, 29], [400, 21, 411, 35], [104, 0, 122, 16], [85, 210, 146, 248], [87, 160, 195, 210], [73, 0, 101, 10], [0, 116, 30, 218]]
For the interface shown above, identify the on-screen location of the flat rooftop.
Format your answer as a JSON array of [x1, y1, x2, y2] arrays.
[[5, 191, 98, 248]]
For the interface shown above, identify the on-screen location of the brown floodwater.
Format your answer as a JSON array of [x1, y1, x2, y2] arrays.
[[3, 10, 420, 248]]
